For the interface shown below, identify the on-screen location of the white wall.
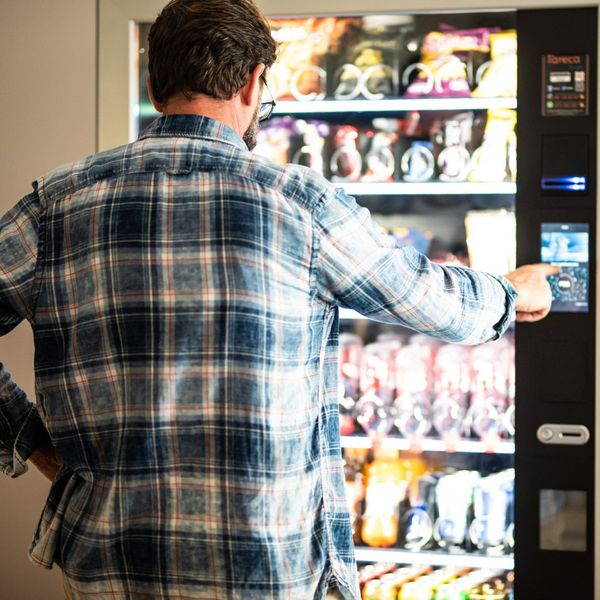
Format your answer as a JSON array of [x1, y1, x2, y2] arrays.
[[0, 1, 96, 598]]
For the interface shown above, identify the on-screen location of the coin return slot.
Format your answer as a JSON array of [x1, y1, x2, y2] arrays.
[[537, 424, 590, 445]]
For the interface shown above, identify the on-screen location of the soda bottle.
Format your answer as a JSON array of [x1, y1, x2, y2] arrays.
[[434, 471, 480, 550], [339, 333, 363, 435], [398, 472, 439, 551], [361, 449, 407, 547], [394, 336, 437, 445], [468, 469, 514, 553], [467, 339, 511, 449], [432, 344, 471, 448], [356, 343, 397, 442], [343, 448, 368, 544]]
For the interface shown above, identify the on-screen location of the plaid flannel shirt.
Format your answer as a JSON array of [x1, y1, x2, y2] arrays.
[[0, 115, 516, 599]]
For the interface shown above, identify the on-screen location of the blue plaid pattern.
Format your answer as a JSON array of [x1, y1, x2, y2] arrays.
[[0, 115, 516, 599]]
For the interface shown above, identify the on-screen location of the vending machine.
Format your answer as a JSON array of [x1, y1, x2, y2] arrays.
[[99, 1, 599, 597]]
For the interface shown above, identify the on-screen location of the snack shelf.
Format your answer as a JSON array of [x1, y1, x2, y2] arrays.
[[340, 435, 515, 455], [336, 181, 516, 196], [354, 547, 515, 570], [273, 97, 518, 115]]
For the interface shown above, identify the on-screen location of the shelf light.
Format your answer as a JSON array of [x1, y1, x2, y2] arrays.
[[273, 97, 518, 115], [337, 182, 517, 196], [340, 435, 515, 455], [354, 547, 515, 571]]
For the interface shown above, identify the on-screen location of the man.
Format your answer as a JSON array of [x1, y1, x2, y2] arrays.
[[0, 0, 554, 598]]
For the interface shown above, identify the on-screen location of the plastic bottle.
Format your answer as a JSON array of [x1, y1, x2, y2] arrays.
[[360, 449, 407, 547]]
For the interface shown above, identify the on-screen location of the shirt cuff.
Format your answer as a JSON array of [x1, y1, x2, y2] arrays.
[[491, 274, 518, 340]]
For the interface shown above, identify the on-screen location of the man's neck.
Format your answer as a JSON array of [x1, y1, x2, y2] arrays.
[[160, 93, 245, 138]]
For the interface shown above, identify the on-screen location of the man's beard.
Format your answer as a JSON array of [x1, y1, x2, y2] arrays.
[[242, 107, 260, 151]]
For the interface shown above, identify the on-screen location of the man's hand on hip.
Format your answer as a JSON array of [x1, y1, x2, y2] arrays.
[[505, 263, 560, 322], [29, 440, 64, 481]]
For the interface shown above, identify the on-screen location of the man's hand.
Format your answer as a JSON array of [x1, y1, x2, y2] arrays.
[[29, 440, 64, 482], [505, 263, 560, 322]]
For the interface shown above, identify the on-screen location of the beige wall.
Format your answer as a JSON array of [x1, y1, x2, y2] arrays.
[[0, 1, 96, 598]]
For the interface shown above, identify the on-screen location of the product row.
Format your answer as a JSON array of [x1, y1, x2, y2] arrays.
[[345, 449, 514, 554], [254, 110, 516, 184], [270, 17, 516, 101], [358, 563, 514, 600], [339, 332, 515, 447]]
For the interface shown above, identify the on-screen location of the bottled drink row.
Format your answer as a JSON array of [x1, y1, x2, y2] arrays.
[[359, 563, 514, 599], [339, 332, 515, 450], [345, 449, 514, 554], [270, 18, 516, 101], [255, 110, 516, 184]]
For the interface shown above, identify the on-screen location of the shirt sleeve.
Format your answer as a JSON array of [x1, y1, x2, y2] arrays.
[[314, 187, 517, 345], [0, 189, 51, 478]]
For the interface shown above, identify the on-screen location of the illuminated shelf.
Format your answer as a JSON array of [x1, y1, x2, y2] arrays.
[[354, 547, 514, 570], [336, 181, 516, 196], [273, 97, 518, 114], [340, 308, 365, 320], [137, 97, 518, 121], [340, 435, 515, 455]]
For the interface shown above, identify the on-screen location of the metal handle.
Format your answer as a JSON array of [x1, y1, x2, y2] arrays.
[[537, 423, 590, 445]]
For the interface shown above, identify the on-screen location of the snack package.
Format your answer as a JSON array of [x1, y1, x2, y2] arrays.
[[269, 18, 336, 100], [434, 112, 474, 181], [333, 16, 408, 100], [465, 209, 516, 275], [330, 125, 363, 182], [254, 117, 295, 163], [401, 141, 435, 182], [468, 109, 517, 182], [472, 30, 517, 98], [362, 129, 399, 182], [389, 227, 433, 256], [403, 27, 500, 98], [291, 119, 330, 175]]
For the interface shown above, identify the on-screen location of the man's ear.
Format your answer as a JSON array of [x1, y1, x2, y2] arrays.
[[239, 64, 265, 108], [146, 75, 163, 113]]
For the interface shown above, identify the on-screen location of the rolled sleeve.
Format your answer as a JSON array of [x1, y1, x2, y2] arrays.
[[0, 189, 49, 476], [314, 188, 517, 345], [0, 365, 50, 477]]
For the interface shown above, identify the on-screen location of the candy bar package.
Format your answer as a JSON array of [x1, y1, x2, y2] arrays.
[[254, 117, 295, 164], [402, 27, 500, 98], [331, 16, 412, 100], [290, 119, 331, 176], [465, 209, 516, 275], [269, 18, 338, 101], [468, 109, 517, 183], [472, 30, 517, 98]]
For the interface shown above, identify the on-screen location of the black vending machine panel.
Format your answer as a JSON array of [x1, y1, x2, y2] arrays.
[[516, 8, 596, 599]]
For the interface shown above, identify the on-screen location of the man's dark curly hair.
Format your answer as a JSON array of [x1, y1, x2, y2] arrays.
[[148, 0, 278, 104]]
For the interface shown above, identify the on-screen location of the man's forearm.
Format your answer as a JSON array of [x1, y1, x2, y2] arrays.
[[29, 440, 63, 481]]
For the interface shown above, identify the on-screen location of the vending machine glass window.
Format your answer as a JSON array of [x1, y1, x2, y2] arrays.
[[128, 6, 597, 598]]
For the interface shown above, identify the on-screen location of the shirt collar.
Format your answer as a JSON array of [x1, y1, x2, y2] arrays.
[[138, 114, 247, 151]]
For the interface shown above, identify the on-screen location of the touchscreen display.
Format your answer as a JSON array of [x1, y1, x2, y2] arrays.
[[541, 223, 589, 312]]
